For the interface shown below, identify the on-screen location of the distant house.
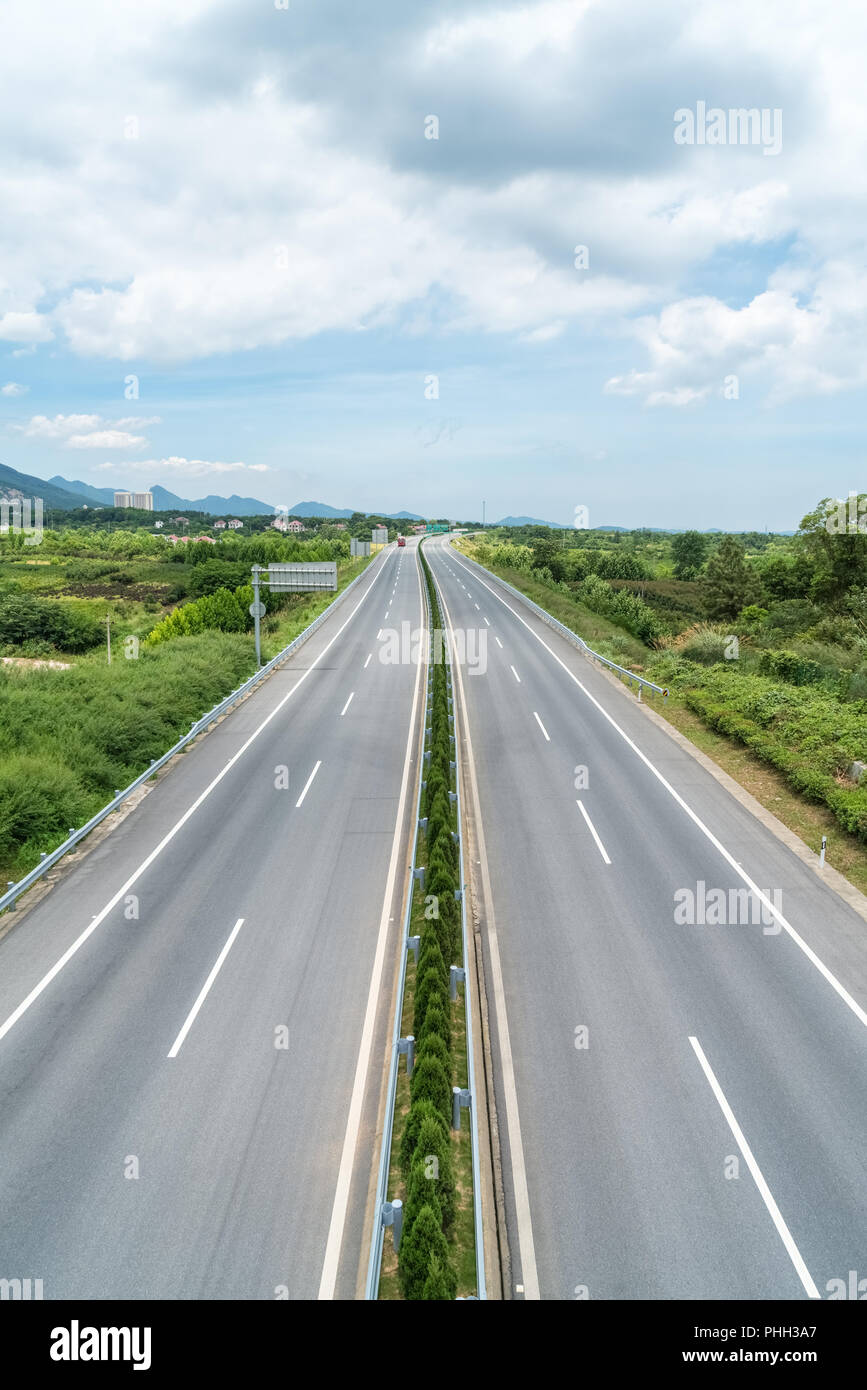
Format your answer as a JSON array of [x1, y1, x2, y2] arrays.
[[194, 535, 217, 544], [227, 518, 243, 530], [174, 516, 189, 527], [213, 519, 227, 530], [411, 524, 426, 534], [334, 522, 346, 530], [287, 518, 304, 532]]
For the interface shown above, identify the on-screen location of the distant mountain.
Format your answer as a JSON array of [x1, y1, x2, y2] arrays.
[[149, 486, 275, 516], [42, 472, 276, 516], [287, 501, 353, 518], [49, 475, 116, 506], [0, 462, 89, 510], [287, 501, 425, 521]]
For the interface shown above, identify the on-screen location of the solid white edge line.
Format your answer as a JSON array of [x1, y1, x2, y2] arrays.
[[688, 1036, 820, 1299], [295, 760, 322, 806], [431, 546, 541, 1299], [317, 545, 426, 1299], [533, 711, 551, 742], [340, 692, 355, 717], [449, 549, 867, 1031], [167, 918, 245, 1058], [510, 665, 521, 683], [576, 799, 611, 864], [0, 559, 389, 1047]]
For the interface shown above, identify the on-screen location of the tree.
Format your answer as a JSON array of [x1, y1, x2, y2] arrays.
[[398, 1204, 452, 1299], [703, 537, 759, 619], [409, 1052, 452, 1123], [400, 1099, 449, 1175], [422, 1252, 457, 1300], [796, 496, 867, 602], [671, 530, 708, 579]]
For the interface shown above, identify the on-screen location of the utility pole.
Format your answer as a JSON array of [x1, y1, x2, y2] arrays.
[[105, 614, 112, 665], [482, 500, 485, 529]]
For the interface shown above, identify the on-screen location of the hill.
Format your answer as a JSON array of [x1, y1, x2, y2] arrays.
[[0, 462, 91, 510]]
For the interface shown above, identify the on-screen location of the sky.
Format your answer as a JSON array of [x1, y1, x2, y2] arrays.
[[0, 0, 865, 529]]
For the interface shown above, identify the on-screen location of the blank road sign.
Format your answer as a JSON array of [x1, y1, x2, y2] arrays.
[[267, 562, 338, 591]]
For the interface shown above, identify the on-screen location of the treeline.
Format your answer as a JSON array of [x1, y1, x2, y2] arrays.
[[394, 548, 465, 1300]]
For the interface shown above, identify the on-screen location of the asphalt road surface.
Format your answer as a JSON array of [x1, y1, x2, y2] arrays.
[[0, 541, 424, 1299], [426, 535, 867, 1301]]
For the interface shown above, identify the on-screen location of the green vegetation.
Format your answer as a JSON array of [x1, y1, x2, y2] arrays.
[[379, 545, 476, 1301], [0, 634, 255, 881], [0, 522, 371, 886], [459, 496, 867, 857]]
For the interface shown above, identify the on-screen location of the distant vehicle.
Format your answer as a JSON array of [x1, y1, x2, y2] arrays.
[[397, 535, 406, 546]]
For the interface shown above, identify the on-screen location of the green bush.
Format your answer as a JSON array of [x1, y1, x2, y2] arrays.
[[398, 1204, 453, 1300], [422, 1252, 457, 1300], [399, 1099, 450, 1175], [0, 594, 104, 652], [758, 649, 826, 686], [411, 1115, 456, 1229], [0, 632, 256, 875]]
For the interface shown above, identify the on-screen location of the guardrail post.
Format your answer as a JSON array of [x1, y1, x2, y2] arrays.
[[381, 1199, 403, 1252], [413, 866, 426, 892], [449, 965, 466, 1001], [397, 1035, 415, 1076], [418, 816, 428, 830], [452, 1086, 471, 1131], [820, 835, 827, 866], [407, 934, 420, 963]]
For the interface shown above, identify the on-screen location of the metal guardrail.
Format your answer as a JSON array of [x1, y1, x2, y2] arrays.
[[365, 550, 487, 1300], [449, 541, 668, 701], [441, 567, 487, 1301], [364, 611, 429, 1301], [0, 552, 384, 917]]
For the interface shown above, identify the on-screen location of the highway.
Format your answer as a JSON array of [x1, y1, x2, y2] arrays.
[[425, 535, 867, 1301], [0, 541, 424, 1299]]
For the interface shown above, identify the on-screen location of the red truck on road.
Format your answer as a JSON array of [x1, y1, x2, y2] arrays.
[[397, 535, 406, 546]]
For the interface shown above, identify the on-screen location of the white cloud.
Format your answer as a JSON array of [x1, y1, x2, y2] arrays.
[[19, 413, 160, 446], [0, 0, 864, 410], [67, 429, 146, 448], [22, 414, 102, 438], [0, 311, 53, 345], [95, 457, 269, 476], [1, 381, 28, 396]]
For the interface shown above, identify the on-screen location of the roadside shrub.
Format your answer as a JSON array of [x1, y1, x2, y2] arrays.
[[422, 1253, 457, 1300], [415, 1031, 450, 1072], [411, 1115, 457, 1229], [402, 1157, 443, 1235], [417, 1001, 451, 1052], [0, 755, 92, 859], [409, 1044, 452, 1125], [758, 649, 825, 686], [398, 1205, 453, 1300], [0, 594, 103, 652], [399, 1099, 449, 1176], [413, 968, 449, 1038]]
